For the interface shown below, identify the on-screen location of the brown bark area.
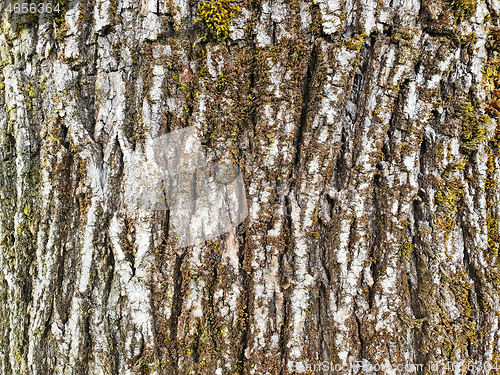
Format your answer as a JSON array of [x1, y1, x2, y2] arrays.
[[1, 0, 500, 374]]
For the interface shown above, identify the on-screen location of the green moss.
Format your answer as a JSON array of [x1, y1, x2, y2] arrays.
[[440, 271, 478, 356], [485, 155, 500, 261], [344, 33, 368, 50], [447, 0, 478, 21], [485, 54, 500, 89], [42, 0, 70, 28], [194, 0, 240, 41], [487, 29, 500, 53], [110, 0, 118, 18], [399, 238, 414, 261], [433, 168, 465, 231], [486, 60, 500, 133], [309, 3, 324, 36], [459, 31, 477, 46], [487, 214, 499, 257], [435, 184, 462, 213], [215, 75, 228, 92], [390, 28, 413, 43], [484, 37, 500, 284], [459, 102, 486, 157], [141, 61, 154, 104]]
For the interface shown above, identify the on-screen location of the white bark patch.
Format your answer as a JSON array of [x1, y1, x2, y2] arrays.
[[78, 204, 97, 293], [94, 0, 113, 33], [315, 0, 343, 35], [109, 214, 156, 365], [230, 8, 250, 40], [223, 227, 239, 271]]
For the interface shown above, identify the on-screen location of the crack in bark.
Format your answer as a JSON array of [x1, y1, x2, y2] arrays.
[[169, 250, 187, 371], [293, 40, 320, 168]]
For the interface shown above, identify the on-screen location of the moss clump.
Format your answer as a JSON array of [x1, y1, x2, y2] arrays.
[[487, 29, 500, 53], [215, 75, 228, 92], [485, 53, 500, 126], [309, 2, 324, 36], [434, 182, 463, 213], [50, 0, 70, 26], [485, 155, 500, 264], [433, 166, 465, 231], [344, 33, 368, 50], [459, 102, 486, 156], [487, 214, 500, 258], [440, 271, 478, 356], [447, 0, 478, 21], [488, 92, 500, 120], [485, 54, 500, 91], [399, 238, 414, 261], [390, 29, 413, 43], [485, 35, 500, 266], [194, 0, 240, 41]]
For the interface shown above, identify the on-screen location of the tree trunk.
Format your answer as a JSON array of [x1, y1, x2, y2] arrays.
[[1, 0, 500, 373]]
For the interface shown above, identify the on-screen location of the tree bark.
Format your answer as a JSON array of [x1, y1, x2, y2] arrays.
[[1, 0, 500, 373]]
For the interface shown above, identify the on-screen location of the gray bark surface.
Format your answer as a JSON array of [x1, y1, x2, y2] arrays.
[[1, 0, 500, 373]]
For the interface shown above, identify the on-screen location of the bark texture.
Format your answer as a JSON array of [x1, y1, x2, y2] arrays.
[[1, 0, 500, 373]]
